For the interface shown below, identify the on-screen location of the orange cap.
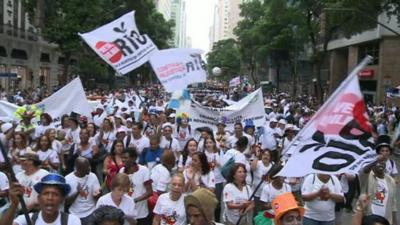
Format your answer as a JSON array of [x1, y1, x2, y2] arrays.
[[272, 192, 304, 225]]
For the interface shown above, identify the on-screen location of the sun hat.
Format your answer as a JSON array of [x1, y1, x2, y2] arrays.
[[272, 192, 304, 225], [184, 188, 218, 221], [33, 173, 71, 196]]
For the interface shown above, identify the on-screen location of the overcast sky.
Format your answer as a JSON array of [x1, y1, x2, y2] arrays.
[[186, 0, 215, 53]]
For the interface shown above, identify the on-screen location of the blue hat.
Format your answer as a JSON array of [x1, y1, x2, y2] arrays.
[[244, 119, 255, 131], [33, 173, 71, 196]]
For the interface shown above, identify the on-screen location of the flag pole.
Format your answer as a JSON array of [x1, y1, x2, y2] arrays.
[[0, 140, 32, 225]]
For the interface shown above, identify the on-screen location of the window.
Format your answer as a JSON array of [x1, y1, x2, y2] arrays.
[[358, 41, 379, 65]]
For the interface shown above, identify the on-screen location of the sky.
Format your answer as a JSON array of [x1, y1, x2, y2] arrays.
[[185, 0, 215, 53]]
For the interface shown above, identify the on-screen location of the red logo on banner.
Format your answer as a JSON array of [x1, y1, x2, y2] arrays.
[[95, 41, 123, 63]]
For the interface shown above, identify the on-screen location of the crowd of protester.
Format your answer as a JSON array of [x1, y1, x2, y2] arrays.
[[0, 84, 399, 225]]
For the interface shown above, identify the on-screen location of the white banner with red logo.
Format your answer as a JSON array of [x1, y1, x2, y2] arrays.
[[229, 76, 241, 87], [177, 88, 265, 131], [149, 48, 207, 92], [279, 56, 377, 177], [79, 11, 158, 75]]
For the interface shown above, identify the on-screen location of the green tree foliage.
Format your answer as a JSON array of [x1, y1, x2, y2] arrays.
[[25, 0, 173, 86], [207, 39, 241, 81]]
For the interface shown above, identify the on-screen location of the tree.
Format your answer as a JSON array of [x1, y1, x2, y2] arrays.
[[207, 39, 241, 81], [25, 0, 174, 87]]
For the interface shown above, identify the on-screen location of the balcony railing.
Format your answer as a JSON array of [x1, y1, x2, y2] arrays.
[[0, 24, 38, 41]]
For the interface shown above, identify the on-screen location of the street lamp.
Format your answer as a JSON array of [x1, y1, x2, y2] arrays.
[[323, 8, 400, 37]]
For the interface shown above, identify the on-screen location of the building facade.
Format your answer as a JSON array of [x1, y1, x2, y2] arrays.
[[155, 0, 172, 21], [170, 0, 187, 47], [327, 12, 400, 104], [0, 0, 65, 93]]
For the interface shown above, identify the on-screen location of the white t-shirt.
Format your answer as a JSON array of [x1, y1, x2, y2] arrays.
[[301, 174, 343, 222], [96, 193, 137, 225], [34, 124, 55, 139], [226, 133, 253, 152], [252, 161, 273, 197], [174, 126, 192, 150], [160, 136, 180, 152], [0, 171, 9, 207], [120, 165, 151, 219], [260, 182, 292, 215], [178, 155, 192, 169], [151, 164, 171, 193], [65, 172, 101, 218], [183, 169, 216, 192], [371, 177, 389, 217], [260, 126, 277, 150], [125, 135, 150, 154], [223, 149, 251, 184], [153, 193, 186, 225], [100, 131, 116, 152], [385, 159, 398, 177], [16, 169, 49, 206], [14, 212, 81, 225], [223, 183, 252, 224], [37, 149, 60, 164], [204, 150, 225, 184]]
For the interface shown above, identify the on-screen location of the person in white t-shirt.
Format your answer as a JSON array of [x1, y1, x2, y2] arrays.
[[260, 166, 291, 218], [223, 136, 252, 185], [174, 115, 193, 150], [34, 113, 55, 140], [184, 152, 216, 193], [153, 174, 187, 225], [90, 205, 126, 225], [250, 149, 273, 213], [1, 173, 81, 225], [15, 152, 49, 211], [99, 118, 116, 153], [178, 139, 198, 172], [35, 134, 60, 172], [0, 171, 9, 216], [223, 163, 254, 225], [65, 157, 101, 223], [124, 122, 150, 155], [151, 150, 176, 194], [120, 149, 153, 224], [301, 174, 344, 225], [226, 123, 253, 154], [159, 124, 180, 158], [96, 173, 137, 225]]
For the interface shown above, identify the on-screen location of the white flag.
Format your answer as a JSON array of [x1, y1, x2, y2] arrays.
[[37, 78, 92, 122], [279, 56, 376, 177], [149, 48, 206, 92], [79, 11, 158, 75], [229, 76, 241, 87]]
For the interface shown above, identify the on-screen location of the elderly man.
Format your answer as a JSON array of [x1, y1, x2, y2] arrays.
[[0, 173, 81, 225]]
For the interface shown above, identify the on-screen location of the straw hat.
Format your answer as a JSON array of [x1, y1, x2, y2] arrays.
[[184, 188, 218, 221]]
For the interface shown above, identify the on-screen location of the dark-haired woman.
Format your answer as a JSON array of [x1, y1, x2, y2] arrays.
[[223, 163, 254, 225], [34, 113, 54, 140], [103, 140, 125, 190], [35, 134, 59, 172], [177, 139, 198, 172], [89, 205, 125, 225], [183, 151, 215, 193], [8, 132, 31, 174]]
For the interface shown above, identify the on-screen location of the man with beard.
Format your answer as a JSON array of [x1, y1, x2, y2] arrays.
[[0, 173, 81, 225]]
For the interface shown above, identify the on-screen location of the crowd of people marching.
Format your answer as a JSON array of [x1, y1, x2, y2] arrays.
[[0, 84, 399, 225]]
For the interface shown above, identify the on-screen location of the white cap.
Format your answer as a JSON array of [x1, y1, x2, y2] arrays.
[[278, 119, 287, 125], [168, 113, 176, 118], [162, 122, 173, 129], [116, 127, 127, 133], [1, 122, 13, 133], [270, 118, 278, 123]]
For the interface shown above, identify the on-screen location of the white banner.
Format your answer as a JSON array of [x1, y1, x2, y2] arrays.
[[229, 76, 240, 87], [279, 56, 376, 177], [79, 11, 158, 75], [177, 89, 265, 131], [0, 100, 18, 120], [36, 77, 93, 123], [149, 48, 206, 92]]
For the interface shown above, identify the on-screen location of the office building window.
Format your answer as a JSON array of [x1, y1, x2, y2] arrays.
[[358, 41, 379, 65]]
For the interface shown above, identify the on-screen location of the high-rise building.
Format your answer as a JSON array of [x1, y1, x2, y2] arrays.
[[210, 0, 245, 47], [155, 0, 172, 21], [170, 0, 187, 47], [0, 0, 66, 92]]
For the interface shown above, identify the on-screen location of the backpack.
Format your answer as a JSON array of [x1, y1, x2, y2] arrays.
[[31, 211, 69, 225], [220, 157, 235, 179]]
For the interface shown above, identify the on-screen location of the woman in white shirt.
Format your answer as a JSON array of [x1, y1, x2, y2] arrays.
[[96, 173, 137, 225], [8, 132, 31, 174], [34, 113, 55, 140], [99, 118, 116, 153], [203, 137, 224, 221], [184, 152, 215, 193], [45, 128, 65, 171], [223, 163, 254, 225], [35, 134, 59, 172], [251, 149, 273, 213], [153, 174, 187, 225], [178, 139, 198, 172]]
